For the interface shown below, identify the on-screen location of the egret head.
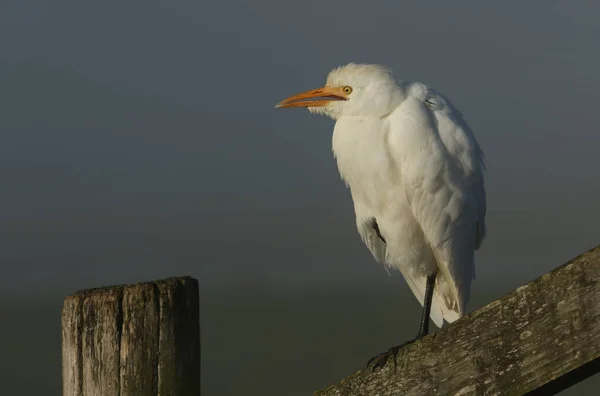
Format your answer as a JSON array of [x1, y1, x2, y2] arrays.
[[276, 63, 400, 119]]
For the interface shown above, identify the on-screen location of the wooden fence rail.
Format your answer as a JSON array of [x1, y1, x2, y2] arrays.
[[314, 244, 600, 396], [61, 276, 200, 396], [60, 246, 600, 395]]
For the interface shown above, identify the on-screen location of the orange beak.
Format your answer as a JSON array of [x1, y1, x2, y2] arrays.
[[275, 86, 348, 108]]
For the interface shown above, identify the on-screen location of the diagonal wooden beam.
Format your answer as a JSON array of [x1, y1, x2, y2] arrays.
[[315, 245, 600, 396]]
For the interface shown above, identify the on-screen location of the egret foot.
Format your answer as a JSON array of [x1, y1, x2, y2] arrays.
[[367, 273, 437, 371], [366, 338, 416, 371]]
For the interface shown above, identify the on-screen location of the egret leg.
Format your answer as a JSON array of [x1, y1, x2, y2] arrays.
[[367, 272, 437, 370], [417, 272, 436, 338]]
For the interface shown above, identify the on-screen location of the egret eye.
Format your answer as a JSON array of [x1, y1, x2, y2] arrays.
[[343, 86, 353, 94]]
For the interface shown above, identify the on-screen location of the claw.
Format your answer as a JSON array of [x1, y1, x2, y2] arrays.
[[366, 339, 415, 371]]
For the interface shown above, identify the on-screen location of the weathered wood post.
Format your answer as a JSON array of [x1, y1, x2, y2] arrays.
[[62, 276, 200, 396]]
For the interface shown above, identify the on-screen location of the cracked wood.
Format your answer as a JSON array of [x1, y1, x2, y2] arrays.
[[315, 244, 600, 396], [61, 277, 200, 396]]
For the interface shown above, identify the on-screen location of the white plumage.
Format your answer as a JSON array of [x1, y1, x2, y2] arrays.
[[277, 63, 486, 329]]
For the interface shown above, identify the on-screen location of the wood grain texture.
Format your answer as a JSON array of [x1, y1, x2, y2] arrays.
[[120, 283, 159, 395], [157, 278, 201, 396], [62, 295, 83, 396], [81, 287, 122, 396], [315, 244, 600, 396], [61, 277, 200, 396]]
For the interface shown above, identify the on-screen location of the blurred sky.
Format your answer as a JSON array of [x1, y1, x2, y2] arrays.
[[1, 0, 600, 298]]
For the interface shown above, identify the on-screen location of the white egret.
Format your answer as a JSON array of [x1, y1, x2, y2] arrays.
[[276, 63, 486, 368]]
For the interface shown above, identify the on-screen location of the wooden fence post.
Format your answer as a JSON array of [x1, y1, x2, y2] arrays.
[[61, 276, 200, 396]]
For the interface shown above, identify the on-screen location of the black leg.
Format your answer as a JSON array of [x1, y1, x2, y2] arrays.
[[417, 273, 436, 339], [367, 272, 438, 371]]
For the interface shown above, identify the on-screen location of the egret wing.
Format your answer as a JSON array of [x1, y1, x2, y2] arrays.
[[389, 83, 486, 317]]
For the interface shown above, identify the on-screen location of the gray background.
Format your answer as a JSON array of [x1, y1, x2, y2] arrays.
[[1, 0, 599, 394]]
